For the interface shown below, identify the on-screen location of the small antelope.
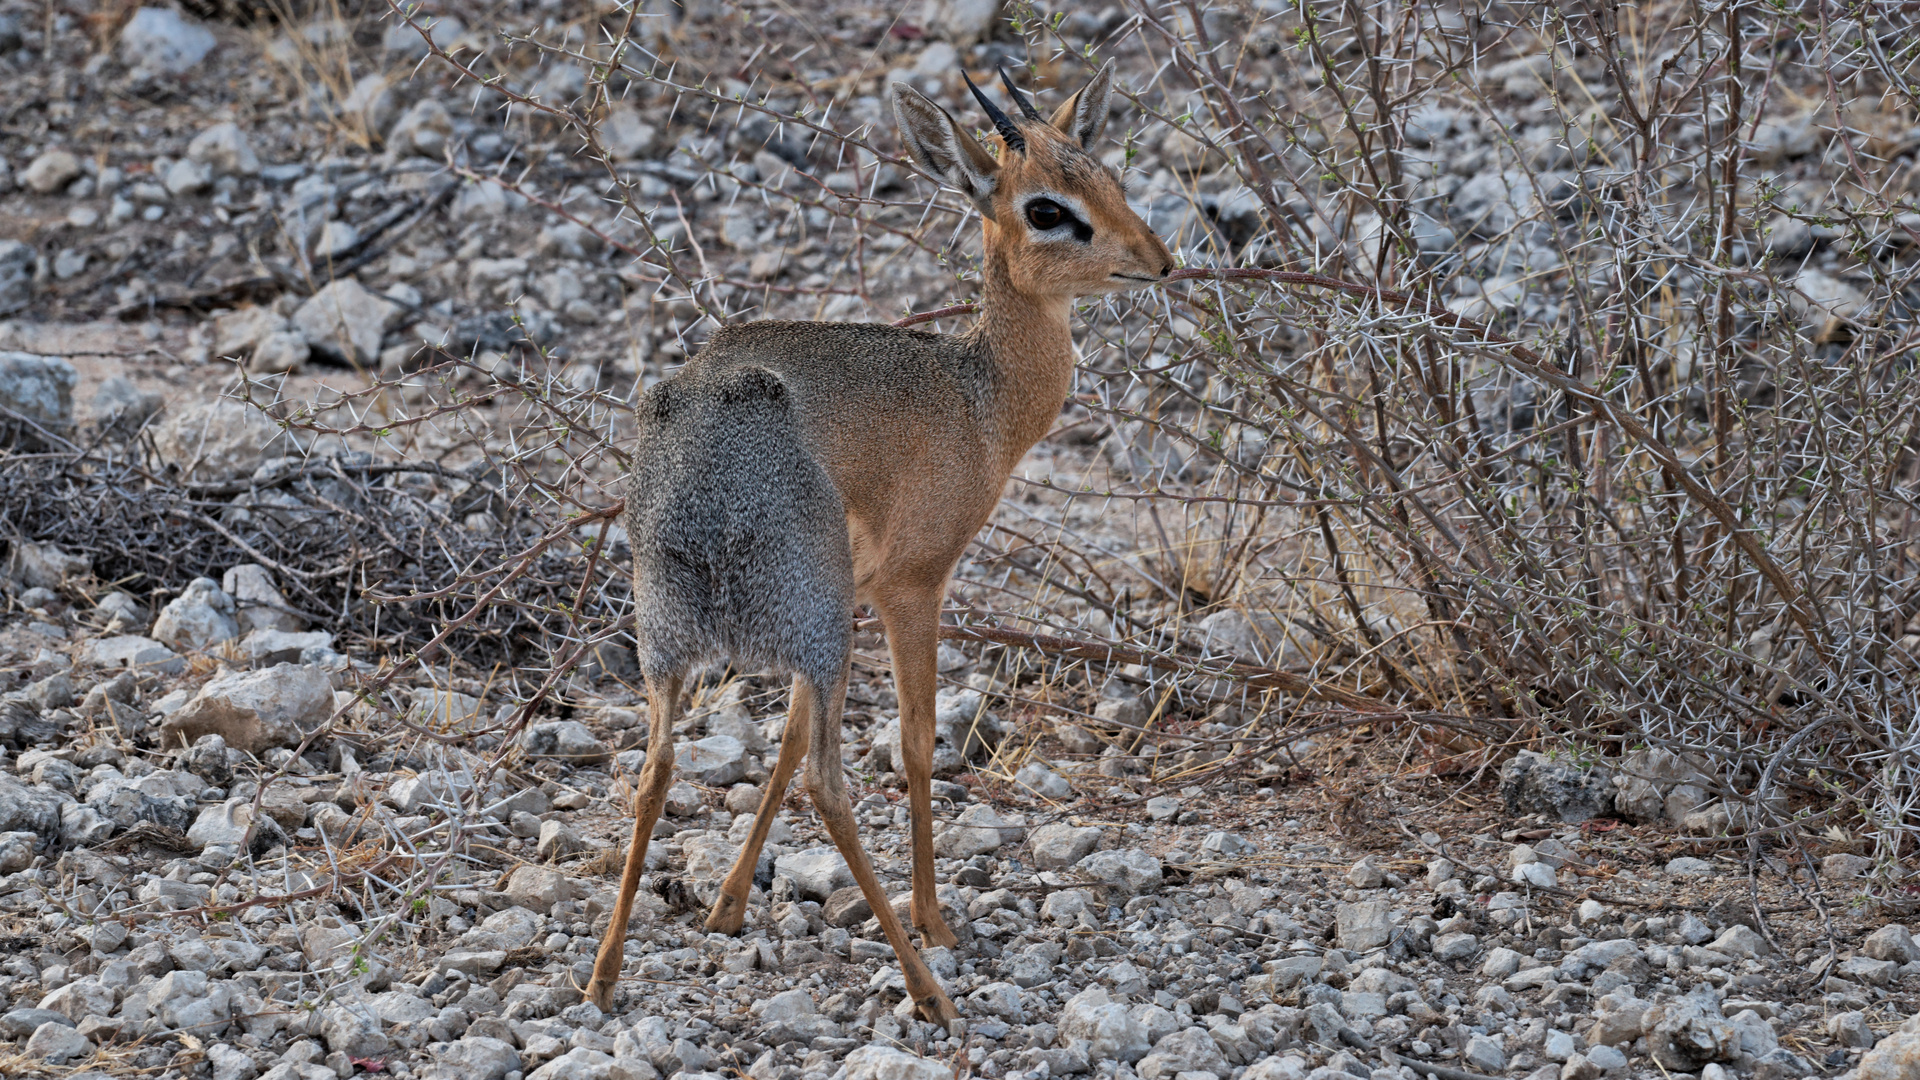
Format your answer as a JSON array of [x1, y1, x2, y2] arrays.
[[586, 61, 1173, 1024]]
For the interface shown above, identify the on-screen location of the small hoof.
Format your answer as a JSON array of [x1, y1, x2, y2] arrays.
[[914, 992, 961, 1026], [585, 979, 615, 1013], [917, 919, 960, 950], [704, 894, 747, 935]]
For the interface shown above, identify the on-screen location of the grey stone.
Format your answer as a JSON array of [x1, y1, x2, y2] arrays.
[[1857, 1031, 1920, 1080], [523, 720, 609, 763], [1665, 856, 1713, 876], [1708, 924, 1770, 959], [1079, 848, 1162, 893], [678, 734, 746, 785], [224, 564, 303, 633], [0, 772, 67, 836], [1646, 988, 1737, 1070], [1202, 831, 1257, 857], [0, 353, 79, 433], [1029, 822, 1102, 869], [1014, 761, 1072, 800], [160, 663, 333, 754], [208, 1043, 261, 1080], [293, 278, 400, 367], [528, 1048, 614, 1080], [1464, 1034, 1507, 1073], [1500, 750, 1614, 822], [0, 243, 32, 316], [26, 1020, 94, 1063], [774, 847, 853, 902], [1, 1008, 75, 1039], [188, 122, 260, 177], [936, 804, 1022, 858], [503, 865, 573, 909], [152, 577, 240, 650], [842, 1046, 950, 1080], [22, 150, 82, 194], [319, 1003, 389, 1058], [1347, 855, 1386, 888], [1138, 1026, 1231, 1080], [1336, 900, 1393, 952], [1585, 1045, 1628, 1072], [1611, 749, 1712, 824], [165, 158, 213, 196], [1433, 932, 1480, 962], [1059, 985, 1151, 1062], [119, 7, 216, 75], [1865, 924, 1920, 963], [150, 399, 301, 481], [1829, 1011, 1875, 1049], [1482, 947, 1525, 977]]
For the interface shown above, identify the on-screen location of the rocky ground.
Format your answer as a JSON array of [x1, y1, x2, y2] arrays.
[[5, 2, 1920, 1080], [2, 553, 1920, 1080]]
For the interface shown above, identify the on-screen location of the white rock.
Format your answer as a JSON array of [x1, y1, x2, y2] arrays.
[[0, 352, 79, 430], [188, 798, 271, 850], [1014, 761, 1072, 800], [159, 662, 334, 754], [164, 158, 214, 196], [150, 398, 302, 481], [1028, 822, 1101, 869], [1336, 899, 1393, 952], [25, 1020, 93, 1063], [1079, 849, 1162, 894], [151, 577, 239, 650], [1665, 856, 1713, 876], [293, 278, 400, 366], [1481, 946, 1525, 977], [1513, 861, 1557, 888], [1464, 1034, 1507, 1072], [119, 7, 216, 75], [1059, 985, 1151, 1063], [678, 734, 747, 785], [775, 847, 853, 902], [843, 1046, 949, 1080], [528, 1048, 613, 1080], [1865, 924, 1920, 964], [523, 720, 608, 762], [21, 150, 82, 194], [0, 244, 32, 315], [389, 99, 454, 158], [603, 109, 658, 160], [1138, 1026, 1231, 1080]]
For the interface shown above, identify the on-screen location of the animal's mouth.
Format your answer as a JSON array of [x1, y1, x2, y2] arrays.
[[1110, 273, 1165, 283]]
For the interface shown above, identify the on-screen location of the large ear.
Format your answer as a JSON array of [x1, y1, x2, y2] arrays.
[[890, 82, 1002, 219], [1049, 60, 1116, 147]]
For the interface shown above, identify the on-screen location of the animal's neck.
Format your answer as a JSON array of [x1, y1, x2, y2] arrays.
[[966, 250, 1076, 464]]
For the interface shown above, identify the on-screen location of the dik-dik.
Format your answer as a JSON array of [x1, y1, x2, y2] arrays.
[[586, 61, 1173, 1024]]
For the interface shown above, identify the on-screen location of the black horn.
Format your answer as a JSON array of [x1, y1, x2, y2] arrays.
[[962, 69, 1025, 154], [997, 62, 1043, 120]]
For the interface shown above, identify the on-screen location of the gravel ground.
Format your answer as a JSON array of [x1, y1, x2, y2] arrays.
[[4, 1, 1920, 1080]]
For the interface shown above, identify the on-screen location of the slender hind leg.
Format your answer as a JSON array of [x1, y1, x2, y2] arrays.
[[705, 674, 812, 934], [877, 587, 960, 949], [801, 662, 959, 1027], [586, 672, 683, 1011]]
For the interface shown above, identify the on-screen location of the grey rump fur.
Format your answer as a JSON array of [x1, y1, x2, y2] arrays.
[[626, 318, 996, 685]]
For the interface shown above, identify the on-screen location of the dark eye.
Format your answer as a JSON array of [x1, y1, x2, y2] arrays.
[[1026, 199, 1065, 230]]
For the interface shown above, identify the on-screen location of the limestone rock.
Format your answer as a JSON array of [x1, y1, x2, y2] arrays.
[[151, 577, 240, 651], [119, 7, 216, 75], [160, 663, 334, 754], [293, 278, 400, 366], [0, 353, 79, 436]]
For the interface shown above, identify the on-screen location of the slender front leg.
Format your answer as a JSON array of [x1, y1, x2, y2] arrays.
[[877, 586, 959, 949], [801, 665, 959, 1027], [705, 674, 812, 934], [586, 673, 683, 1011]]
